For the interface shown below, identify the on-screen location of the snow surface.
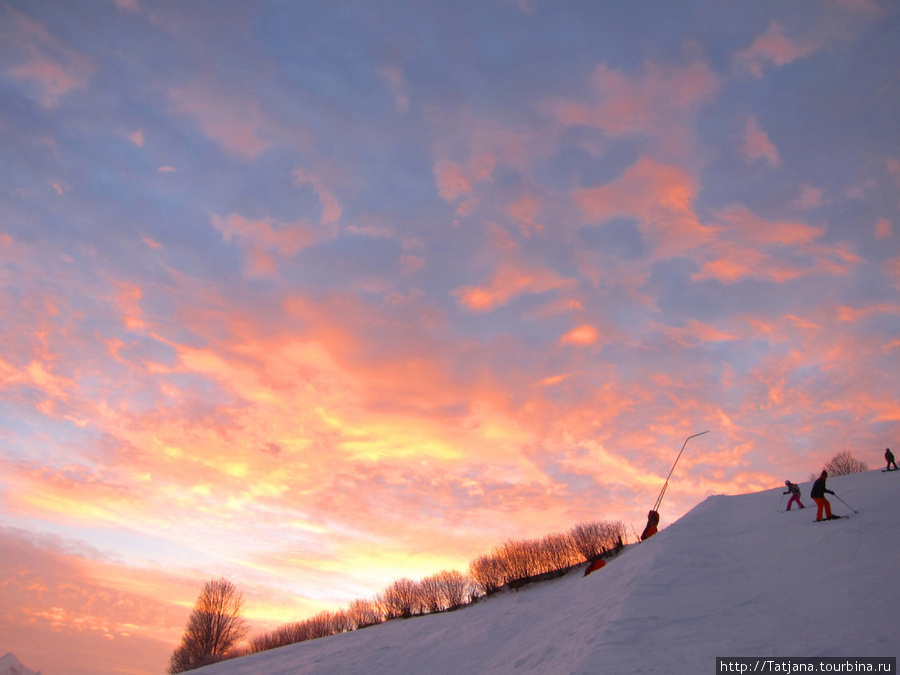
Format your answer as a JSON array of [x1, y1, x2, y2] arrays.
[[0, 653, 42, 675], [198, 470, 899, 674]]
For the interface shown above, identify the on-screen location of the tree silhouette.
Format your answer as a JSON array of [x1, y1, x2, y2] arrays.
[[824, 451, 868, 477], [169, 577, 249, 673]]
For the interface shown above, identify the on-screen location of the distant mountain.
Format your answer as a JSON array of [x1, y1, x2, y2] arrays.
[[0, 653, 42, 675]]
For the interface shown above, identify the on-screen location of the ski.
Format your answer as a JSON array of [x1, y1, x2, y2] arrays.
[[882, 469, 897, 473], [814, 516, 849, 522]]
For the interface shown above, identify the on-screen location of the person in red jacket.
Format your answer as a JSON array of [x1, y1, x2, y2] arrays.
[[810, 470, 837, 521]]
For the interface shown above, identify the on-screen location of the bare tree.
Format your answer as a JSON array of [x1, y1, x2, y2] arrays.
[[569, 520, 626, 561], [346, 597, 383, 629], [169, 578, 249, 673], [569, 521, 607, 561], [536, 532, 580, 572], [824, 451, 869, 477], [493, 538, 541, 582], [419, 573, 447, 614], [377, 577, 424, 619], [469, 553, 505, 595], [433, 569, 475, 610]]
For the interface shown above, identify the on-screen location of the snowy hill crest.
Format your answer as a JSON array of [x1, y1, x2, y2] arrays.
[[0, 654, 42, 675], [196, 470, 898, 675]]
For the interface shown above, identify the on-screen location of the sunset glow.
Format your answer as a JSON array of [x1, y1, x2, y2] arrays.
[[1, 2, 899, 674]]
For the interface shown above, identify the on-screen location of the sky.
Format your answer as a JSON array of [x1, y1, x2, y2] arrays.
[[0, 1, 898, 673]]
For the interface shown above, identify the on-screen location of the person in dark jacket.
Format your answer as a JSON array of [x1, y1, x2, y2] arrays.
[[886, 448, 897, 471], [810, 470, 837, 521], [783, 480, 805, 510]]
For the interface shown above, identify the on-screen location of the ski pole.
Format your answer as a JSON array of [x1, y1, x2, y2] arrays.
[[776, 493, 786, 513], [833, 494, 858, 514]]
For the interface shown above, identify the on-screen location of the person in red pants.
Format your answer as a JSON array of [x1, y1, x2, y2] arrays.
[[810, 470, 837, 521]]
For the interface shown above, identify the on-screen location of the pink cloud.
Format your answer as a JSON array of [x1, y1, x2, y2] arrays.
[[560, 325, 599, 346], [10, 53, 92, 108], [5, 10, 94, 108], [575, 157, 712, 256], [886, 258, 900, 289], [376, 63, 410, 113], [887, 157, 900, 181], [692, 204, 860, 284], [453, 262, 576, 313], [434, 160, 471, 201], [734, 20, 817, 78], [835, 0, 885, 16], [714, 205, 821, 246], [743, 116, 781, 168], [128, 129, 145, 147], [837, 302, 900, 323], [293, 169, 343, 224], [553, 61, 719, 134], [505, 195, 543, 238], [794, 185, 825, 210], [169, 86, 269, 159], [875, 218, 892, 240], [660, 319, 739, 348], [209, 213, 317, 277], [433, 155, 495, 203], [400, 254, 425, 275]]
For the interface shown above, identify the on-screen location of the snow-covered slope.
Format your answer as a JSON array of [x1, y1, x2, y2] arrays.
[[0, 653, 42, 675], [199, 470, 899, 674]]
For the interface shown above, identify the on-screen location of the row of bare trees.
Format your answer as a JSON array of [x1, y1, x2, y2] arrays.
[[240, 519, 625, 659], [469, 520, 626, 593], [170, 519, 627, 671]]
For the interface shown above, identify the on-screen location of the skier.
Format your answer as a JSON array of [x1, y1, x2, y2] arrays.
[[886, 448, 897, 471], [783, 480, 805, 510], [810, 470, 838, 521]]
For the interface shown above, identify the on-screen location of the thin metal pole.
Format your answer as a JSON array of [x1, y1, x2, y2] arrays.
[[653, 430, 709, 513], [833, 494, 858, 514]]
